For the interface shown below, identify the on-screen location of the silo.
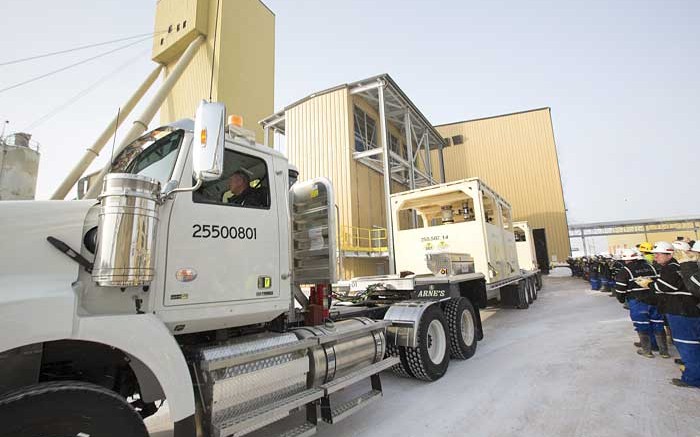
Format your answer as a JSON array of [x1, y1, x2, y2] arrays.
[[0, 133, 41, 200]]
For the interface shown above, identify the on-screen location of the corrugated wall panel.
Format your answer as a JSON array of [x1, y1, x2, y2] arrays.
[[158, 0, 274, 143], [434, 108, 570, 263], [285, 88, 354, 248]]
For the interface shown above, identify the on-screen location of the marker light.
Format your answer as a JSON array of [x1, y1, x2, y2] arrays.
[[228, 114, 243, 127]]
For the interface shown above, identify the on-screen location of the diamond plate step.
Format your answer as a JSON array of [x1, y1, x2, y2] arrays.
[[213, 388, 324, 437], [278, 422, 317, 437], [322, 389, 382, 424], [320, 357, 399, 395]]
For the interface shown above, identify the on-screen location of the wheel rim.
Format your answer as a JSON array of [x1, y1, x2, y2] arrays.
[[460, 309, 475, 346], [426, 319, 447, 364]]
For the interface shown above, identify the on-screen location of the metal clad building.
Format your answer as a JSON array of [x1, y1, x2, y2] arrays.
[[0, 133, 40, 201], [263, 75, 444, 279], [434, 108, 570, 265], [153, 0, 274, 142]]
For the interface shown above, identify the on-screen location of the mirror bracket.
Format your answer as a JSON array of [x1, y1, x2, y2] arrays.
[[159, 178, 203, 202]]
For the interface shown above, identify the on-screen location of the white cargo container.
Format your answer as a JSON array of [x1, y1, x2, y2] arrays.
[[391, 178, 524, 296]]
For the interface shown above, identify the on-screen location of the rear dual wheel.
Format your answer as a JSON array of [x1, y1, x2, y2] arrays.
[[445, 297, 478, 360], [517, 281, 530, 309], [400, 305, 450, 381]]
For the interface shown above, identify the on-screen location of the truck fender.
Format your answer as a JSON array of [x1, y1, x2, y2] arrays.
[[75, 314, 195, 425], [383, 299, 447, 348], [0, 297, 196, 433]]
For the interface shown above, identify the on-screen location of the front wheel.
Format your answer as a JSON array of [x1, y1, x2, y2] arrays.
[[401, 304, 450, 381], [445, 297, 478, 360], [0, 381, 149, 437]]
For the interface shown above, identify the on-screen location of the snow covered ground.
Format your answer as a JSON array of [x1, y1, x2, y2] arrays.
[[148, 275, 700, 437]]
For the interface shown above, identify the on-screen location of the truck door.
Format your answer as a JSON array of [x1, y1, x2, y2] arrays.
[[163, 146, 280, 306]]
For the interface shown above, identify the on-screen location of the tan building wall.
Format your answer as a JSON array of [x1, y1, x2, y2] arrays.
[[153, 0, 274, 142], [607, 231, 699, 254], [434, 108, 570, 263], [282, 89, 413, 278]]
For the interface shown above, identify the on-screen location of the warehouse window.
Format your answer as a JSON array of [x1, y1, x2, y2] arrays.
[[514, 226, 526, 242], [354, 106, 377, 152]]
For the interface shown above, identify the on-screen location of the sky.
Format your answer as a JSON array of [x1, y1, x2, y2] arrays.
[[0, 0, 698, 224]]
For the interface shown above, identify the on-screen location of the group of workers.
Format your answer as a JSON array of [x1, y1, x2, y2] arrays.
[[568, 241, 700, 389]]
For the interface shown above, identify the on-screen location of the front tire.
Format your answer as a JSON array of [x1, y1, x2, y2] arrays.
[[0, 381, 149, 437], [445, 297, 478, 360], [401, 305, 450, 381]]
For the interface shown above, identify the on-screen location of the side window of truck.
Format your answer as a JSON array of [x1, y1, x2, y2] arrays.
[[192, 149, 271, 209]]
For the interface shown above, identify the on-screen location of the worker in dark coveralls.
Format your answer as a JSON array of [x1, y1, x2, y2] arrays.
[[637, 241, 700, 388], [614, 249, 666, 358]]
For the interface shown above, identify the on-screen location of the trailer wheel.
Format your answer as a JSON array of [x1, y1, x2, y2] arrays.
[[530, 277, 538, 301], [516, 281, 530, 310], [526, 279, 534, 305], [401, 305, 450, 381], [445, 297, 477, 360], [0, 381, 149, 437], [386, 343, 413, 378]]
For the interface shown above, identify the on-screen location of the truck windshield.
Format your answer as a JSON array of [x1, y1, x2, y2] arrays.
[[110, 128, 185, 184]]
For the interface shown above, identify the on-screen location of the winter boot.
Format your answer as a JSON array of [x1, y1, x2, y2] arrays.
[[655, 333, 671, 358], [636, 333, 654, 358]]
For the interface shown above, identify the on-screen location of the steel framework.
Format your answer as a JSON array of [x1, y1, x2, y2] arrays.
[[569, 217, 700, 255], [260, 74, 448, 272]]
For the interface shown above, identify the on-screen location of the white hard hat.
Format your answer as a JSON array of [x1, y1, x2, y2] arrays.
[[620, 248, 642, 261], [672, 241, 691, 251], [650, 241, 674, 254], [691, 241, 700, 253]]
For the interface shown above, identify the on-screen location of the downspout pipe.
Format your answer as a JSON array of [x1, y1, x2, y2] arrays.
[[84, 35, 205, 199]]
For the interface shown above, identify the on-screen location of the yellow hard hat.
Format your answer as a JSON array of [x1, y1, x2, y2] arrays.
[[639, 242, 653, 253]]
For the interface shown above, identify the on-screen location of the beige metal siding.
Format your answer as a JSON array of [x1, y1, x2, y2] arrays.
[[285, 88, 355, 244], [434, 108, 570, 263], [156, 0, 274, 143]]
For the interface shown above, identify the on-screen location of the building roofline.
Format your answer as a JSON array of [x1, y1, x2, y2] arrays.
[[261, 74, 445, 146], [257, 0, 275, 16], [434, 107, 551, 128]]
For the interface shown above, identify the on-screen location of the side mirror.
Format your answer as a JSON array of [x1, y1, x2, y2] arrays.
[[193, 100, 225, 182]]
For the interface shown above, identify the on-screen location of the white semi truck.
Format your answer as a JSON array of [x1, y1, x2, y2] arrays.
[[0, 102, 502, 437]]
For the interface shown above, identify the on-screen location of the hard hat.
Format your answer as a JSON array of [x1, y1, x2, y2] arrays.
[[691, 241, 700, 253], [598, 251, 611, 258], [650, 241, 674, 254], [620, 248, 642, 261], [638, 242, 653, 253], [672, 241, 691, 251]]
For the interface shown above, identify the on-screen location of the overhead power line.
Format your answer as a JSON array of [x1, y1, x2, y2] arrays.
[[0, 36, 153, 95], [0, 32, 162, 67], [24, 48, 152, 131]]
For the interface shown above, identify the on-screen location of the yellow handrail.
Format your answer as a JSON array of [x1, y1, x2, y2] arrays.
[[339, 225, 387, 252]]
